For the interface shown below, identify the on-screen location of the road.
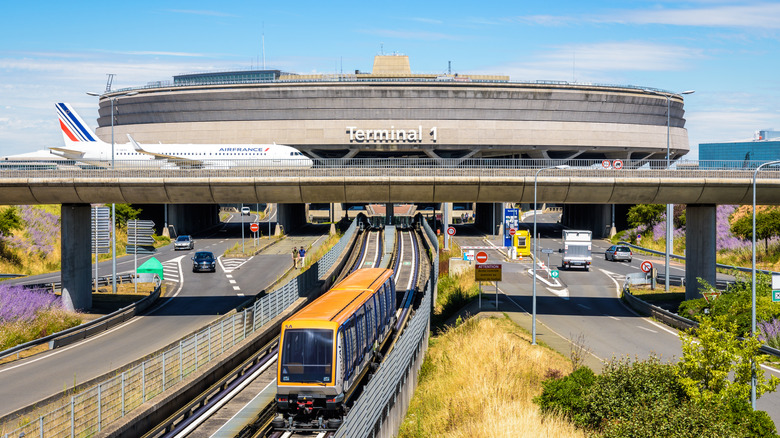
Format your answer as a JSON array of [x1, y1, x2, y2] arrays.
[[0, 210, 329, 416], [452, 213, 780, 424]]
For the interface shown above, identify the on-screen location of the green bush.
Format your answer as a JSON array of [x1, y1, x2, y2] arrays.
[[534, 366, 596, 427]]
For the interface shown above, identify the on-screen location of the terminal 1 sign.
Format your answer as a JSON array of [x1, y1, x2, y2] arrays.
[[346, 126, 438, 143]]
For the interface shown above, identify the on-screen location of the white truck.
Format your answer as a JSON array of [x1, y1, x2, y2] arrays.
[[562, 230, 592, 270]]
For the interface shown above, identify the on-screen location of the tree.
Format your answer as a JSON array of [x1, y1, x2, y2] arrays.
[[113, 204, 142, 227], [626, 204, 665, 229], [731, 208, 780, 254], [676, 316, 779, 406], [0, 206, 22, 236]]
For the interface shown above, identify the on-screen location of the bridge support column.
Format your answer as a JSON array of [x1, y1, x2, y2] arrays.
[[61, 203, 92, 311], [685, 204, 716, 300]]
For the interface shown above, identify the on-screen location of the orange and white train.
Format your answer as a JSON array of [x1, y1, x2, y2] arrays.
[[275, 268, 396, 422]]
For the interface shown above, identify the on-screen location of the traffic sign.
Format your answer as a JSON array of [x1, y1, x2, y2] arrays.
[[703, 291, 721, 303], [475, 264, 502, 281], [509, 228, 516, 236], [613, 159, 624, 169], [447, 226, 456, 236], [773, 275, 780, 302], [250, 223, 259, 232], [541, 248, 554, 254], [476, 251, 488, 264], [551, 270, 559, 278], [602, 159, 611, 168], [640, 260, 653, 273], [774, 291, 780, 303]]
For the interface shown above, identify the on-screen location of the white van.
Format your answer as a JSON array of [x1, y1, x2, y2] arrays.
[[241, 206, 251, 216]]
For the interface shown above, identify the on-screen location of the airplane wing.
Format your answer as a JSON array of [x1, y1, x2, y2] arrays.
[[127, 134, 207, 168]]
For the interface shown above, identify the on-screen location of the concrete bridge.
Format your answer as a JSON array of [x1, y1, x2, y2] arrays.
[[2, 159, 778, 309]]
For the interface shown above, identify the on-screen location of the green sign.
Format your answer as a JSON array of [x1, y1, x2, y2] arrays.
[[773, 291, 780, 303], [551, 270, 559, 279]]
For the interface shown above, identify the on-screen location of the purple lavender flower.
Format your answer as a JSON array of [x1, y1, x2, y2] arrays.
[[0, 283, 61, 323], [758, 318, 780, 349]]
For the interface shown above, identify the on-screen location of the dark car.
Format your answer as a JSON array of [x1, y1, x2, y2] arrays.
[[192, 251, 217, 272], [174, 235, 194, 250], [605, 245, 632, 262]]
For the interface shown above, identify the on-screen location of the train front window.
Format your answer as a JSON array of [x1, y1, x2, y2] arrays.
[[280, 329, 333, 383]]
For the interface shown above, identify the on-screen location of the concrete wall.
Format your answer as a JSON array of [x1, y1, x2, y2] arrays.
[[134, 204, 220, 237], [96, 82, 690, 159], [474, 203, 503, 235], [276, 203, 307, 234]]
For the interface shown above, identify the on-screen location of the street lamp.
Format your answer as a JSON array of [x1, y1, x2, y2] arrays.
[[86, 91, 138, 294], [751, 160, 780, 409], [645, 89, 694, 291], [532, 164, 569, 345]]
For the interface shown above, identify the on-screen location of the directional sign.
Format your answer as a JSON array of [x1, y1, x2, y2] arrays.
[[774, 291, 780, 303], [475, 264, 502, 281], [640, 260, 653, 273], [476, 251, 488, 264], [773, 275, 780, 302], [250, 223, 259, 232], [551, 270, 559, 278], [127, 219, 156, 255], [447, 226, 456, 236], [541, 248, 554, 254]]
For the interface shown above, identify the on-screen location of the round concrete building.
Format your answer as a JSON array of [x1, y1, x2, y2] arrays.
[[94, 55, 691, 161]]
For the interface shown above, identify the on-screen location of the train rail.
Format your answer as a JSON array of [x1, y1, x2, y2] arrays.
[[143, 223, 426, 438]]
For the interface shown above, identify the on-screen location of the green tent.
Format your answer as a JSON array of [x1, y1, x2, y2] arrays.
[[137, 257, 164, 281]]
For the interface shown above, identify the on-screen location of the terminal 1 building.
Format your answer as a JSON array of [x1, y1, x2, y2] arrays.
[[699, 129, 780, 164], [91, 55, 693, 236]]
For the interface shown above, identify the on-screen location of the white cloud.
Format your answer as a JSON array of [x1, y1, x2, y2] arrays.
[[604, 2, 780, 29], [359, 29, 463, 41]]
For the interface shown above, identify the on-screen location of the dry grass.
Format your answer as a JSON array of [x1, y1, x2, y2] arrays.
[[399, 316, 586, 438]]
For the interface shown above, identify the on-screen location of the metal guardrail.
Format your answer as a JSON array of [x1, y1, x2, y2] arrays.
[[336, 215, 437, 438], [1, 159, 780, 179], [0, 218, 359, 438], [617, 241, 780, 277]]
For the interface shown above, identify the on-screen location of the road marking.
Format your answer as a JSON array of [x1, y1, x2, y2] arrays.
[[577, 303, 591, 310], [605, 315, 620, 321], [547, 287, 569, 300], [229, 280, 236, 284], [233, 286, 241, 291], [637, 326, 657, 333]]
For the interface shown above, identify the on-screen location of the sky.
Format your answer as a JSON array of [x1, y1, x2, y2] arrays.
[[1, 1, 779, 159]]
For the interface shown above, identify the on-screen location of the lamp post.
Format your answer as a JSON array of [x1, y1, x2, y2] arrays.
[[645, 89, 694, 291], [86, 91, 138, 294], [751, 160, 780, 408], [532, 164, 568, 345]]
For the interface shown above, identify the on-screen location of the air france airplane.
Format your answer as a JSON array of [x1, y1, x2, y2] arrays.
[[2, 103, 313, 169]]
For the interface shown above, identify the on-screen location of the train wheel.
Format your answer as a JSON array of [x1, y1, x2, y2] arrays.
[[271, 417, 285, 429], [327, 418, 343, 429]]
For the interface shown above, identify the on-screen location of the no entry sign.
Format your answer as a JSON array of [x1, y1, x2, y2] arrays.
[[250, 223, 259, 232], [476, 251, 488, 264]]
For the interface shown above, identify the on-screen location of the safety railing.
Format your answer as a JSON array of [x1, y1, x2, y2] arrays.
[[0, 217, 359, 438], [1, 159, 779, 180], [335, 214, 438, 437]]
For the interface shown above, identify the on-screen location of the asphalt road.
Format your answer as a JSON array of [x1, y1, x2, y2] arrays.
[[452, 212, 780, 424], [0, 211, 328, 416]]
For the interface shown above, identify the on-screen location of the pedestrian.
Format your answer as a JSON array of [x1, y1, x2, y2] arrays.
[[292, 246, 298, 268], [299, 246, 306, 267]]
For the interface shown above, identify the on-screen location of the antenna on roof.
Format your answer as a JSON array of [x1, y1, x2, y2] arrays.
[[380, 42, 384, 56], [448, 61, 451, 75], [105, 74, 115, 93]]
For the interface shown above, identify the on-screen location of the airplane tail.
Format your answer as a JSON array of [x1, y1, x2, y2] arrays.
[[56, 103, 104, 145]]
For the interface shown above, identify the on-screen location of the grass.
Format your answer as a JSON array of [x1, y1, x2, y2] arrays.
[[432, 269, 480, 330], [398, 316, 586, 438]]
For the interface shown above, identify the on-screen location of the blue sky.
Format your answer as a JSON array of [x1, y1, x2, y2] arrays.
[[1, 1, 779, 158]]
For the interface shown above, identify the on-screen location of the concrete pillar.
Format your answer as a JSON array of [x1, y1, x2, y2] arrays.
[[386, 202, 394, 226], [442, 203, 451, 250], [61, 204, 92, 311], [685, 204, 717, 300]]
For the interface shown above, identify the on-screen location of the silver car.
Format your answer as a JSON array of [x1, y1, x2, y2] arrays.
[[605, 245, 632, 262], [174, 235, 194, 250]]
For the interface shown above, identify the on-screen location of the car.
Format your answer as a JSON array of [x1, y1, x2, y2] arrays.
[[192, 251, 217, 272], [605, 245, 632, 262], [241, 206, 251, 216], [174, 235, 194, 250]]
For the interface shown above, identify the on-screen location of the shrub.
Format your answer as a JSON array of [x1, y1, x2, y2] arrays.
[[534, 366, 596, 427]]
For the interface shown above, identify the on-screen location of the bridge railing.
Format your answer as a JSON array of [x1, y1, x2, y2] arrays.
[[1, 159, 779, 180], [0, 218, 359, 438]]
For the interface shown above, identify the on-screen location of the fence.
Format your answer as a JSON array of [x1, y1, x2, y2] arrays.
[[335, 214, 437, 437], [0, 218, 359, 438]]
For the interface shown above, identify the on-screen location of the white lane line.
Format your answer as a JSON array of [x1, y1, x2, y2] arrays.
[[638, 326, 657, 333], [226, 274, 233, 278], [547, 287, 569, 300], [605, 315, 620, 321], [229, 280, 237, 284], [232, 286, 240, 291]]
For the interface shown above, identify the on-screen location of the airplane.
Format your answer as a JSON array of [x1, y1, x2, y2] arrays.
[[1, 103, 313, 169]]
